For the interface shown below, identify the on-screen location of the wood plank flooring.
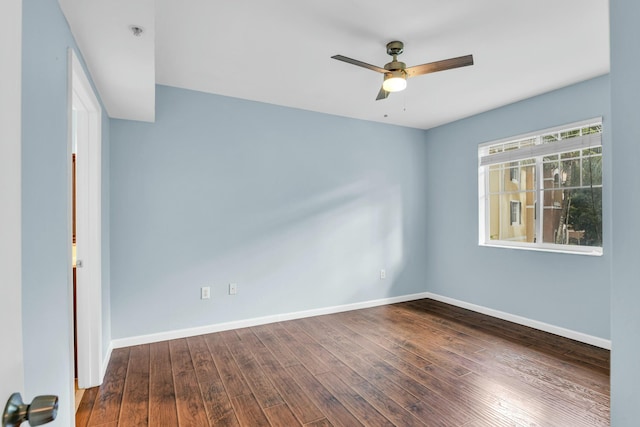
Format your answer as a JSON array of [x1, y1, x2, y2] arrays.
[[77, 299, 610, 426]]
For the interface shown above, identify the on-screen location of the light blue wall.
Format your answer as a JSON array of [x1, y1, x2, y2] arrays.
[[109, 85, 428, 339], [20, 0, 635, 423], [610, 0, 640, 424], [21, 1, 110, 424], [422, 75, 611, 340]]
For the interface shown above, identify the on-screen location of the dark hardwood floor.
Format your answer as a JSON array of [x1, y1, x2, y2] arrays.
[[77, 299, 610, 426]]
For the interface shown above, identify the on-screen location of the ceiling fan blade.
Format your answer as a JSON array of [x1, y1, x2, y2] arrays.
[[376, 86, 389, 101], [405, 54, 474, 78], [331, 55, 387, 74]]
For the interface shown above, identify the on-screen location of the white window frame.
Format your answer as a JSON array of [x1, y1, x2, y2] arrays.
[[478, 118, 603, 256]]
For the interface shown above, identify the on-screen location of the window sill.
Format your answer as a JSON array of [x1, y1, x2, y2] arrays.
[[479, 241, 603, 256]]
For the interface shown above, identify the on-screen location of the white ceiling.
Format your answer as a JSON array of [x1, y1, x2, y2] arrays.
[[59, 0, 155, 122], [59, 0, 610, 130]]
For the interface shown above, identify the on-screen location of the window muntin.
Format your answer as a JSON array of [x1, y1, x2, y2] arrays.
[[479, 119, 603, 255]]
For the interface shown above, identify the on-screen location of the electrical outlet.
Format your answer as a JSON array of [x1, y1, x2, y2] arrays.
[[380, 269, 386, 279], [201, 286, 211, 300], [229, 283, 237, 295]]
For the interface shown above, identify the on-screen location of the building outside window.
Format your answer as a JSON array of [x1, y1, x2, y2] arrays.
[[478, 119, 603, 255]]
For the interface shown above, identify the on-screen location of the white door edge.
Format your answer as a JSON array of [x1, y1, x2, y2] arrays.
[[69, 49, 103, 390]]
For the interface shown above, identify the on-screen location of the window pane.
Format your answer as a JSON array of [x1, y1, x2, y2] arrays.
[[560, 159, 581, 187], [508, 163, 519, 183], [583, 146, 602, 155], [561, 150, 580, 159], [489, 194, 500, 240], [582, 125, 602, 135], [522, 164, 536, 192], [582, 155, 602, 186], [543, 160, 560, 189], [489, 165, 501, 192], [489, 191, 536, 243], [519, 138, 536, 148], [542, 188, 602, 247], [489, 161, 536, 193], [503, 141, 520, 152], [561, 129, 580, 139]]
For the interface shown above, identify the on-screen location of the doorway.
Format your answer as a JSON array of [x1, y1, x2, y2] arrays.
[[69, 49, 103, 398]]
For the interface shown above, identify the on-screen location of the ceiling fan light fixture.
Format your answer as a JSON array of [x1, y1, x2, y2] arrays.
[[382, 71, 407, 92], [331, 41, 473, 101]]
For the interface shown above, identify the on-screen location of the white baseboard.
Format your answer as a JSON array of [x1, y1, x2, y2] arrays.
[[109, 291, 610, 351], [110, 292, 431, 349], [424, 292, 611, 350]]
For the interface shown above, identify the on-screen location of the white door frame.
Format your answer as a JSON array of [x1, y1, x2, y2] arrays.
[[69, 49, 103, 388], [0, 0, 24, 402]]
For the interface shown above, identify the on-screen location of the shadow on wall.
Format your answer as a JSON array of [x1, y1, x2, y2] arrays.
[[180, 180, 406, 312], [114, 179, 408, 336]]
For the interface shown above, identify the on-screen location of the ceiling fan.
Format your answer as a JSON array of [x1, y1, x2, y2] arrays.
[[331, 41, 474, 100]]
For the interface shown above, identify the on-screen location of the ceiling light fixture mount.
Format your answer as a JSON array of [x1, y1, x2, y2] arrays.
[[129, 25, 144, 37]]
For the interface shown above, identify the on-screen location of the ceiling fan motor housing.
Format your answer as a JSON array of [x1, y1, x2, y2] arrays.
[[385, 41, 406, 73], [384, 61, 406, 72]]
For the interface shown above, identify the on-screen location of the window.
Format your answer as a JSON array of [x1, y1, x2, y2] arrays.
[[509, 162, 519, 183], [510, 201, 521, 225], [478, 118, 603, 255]]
